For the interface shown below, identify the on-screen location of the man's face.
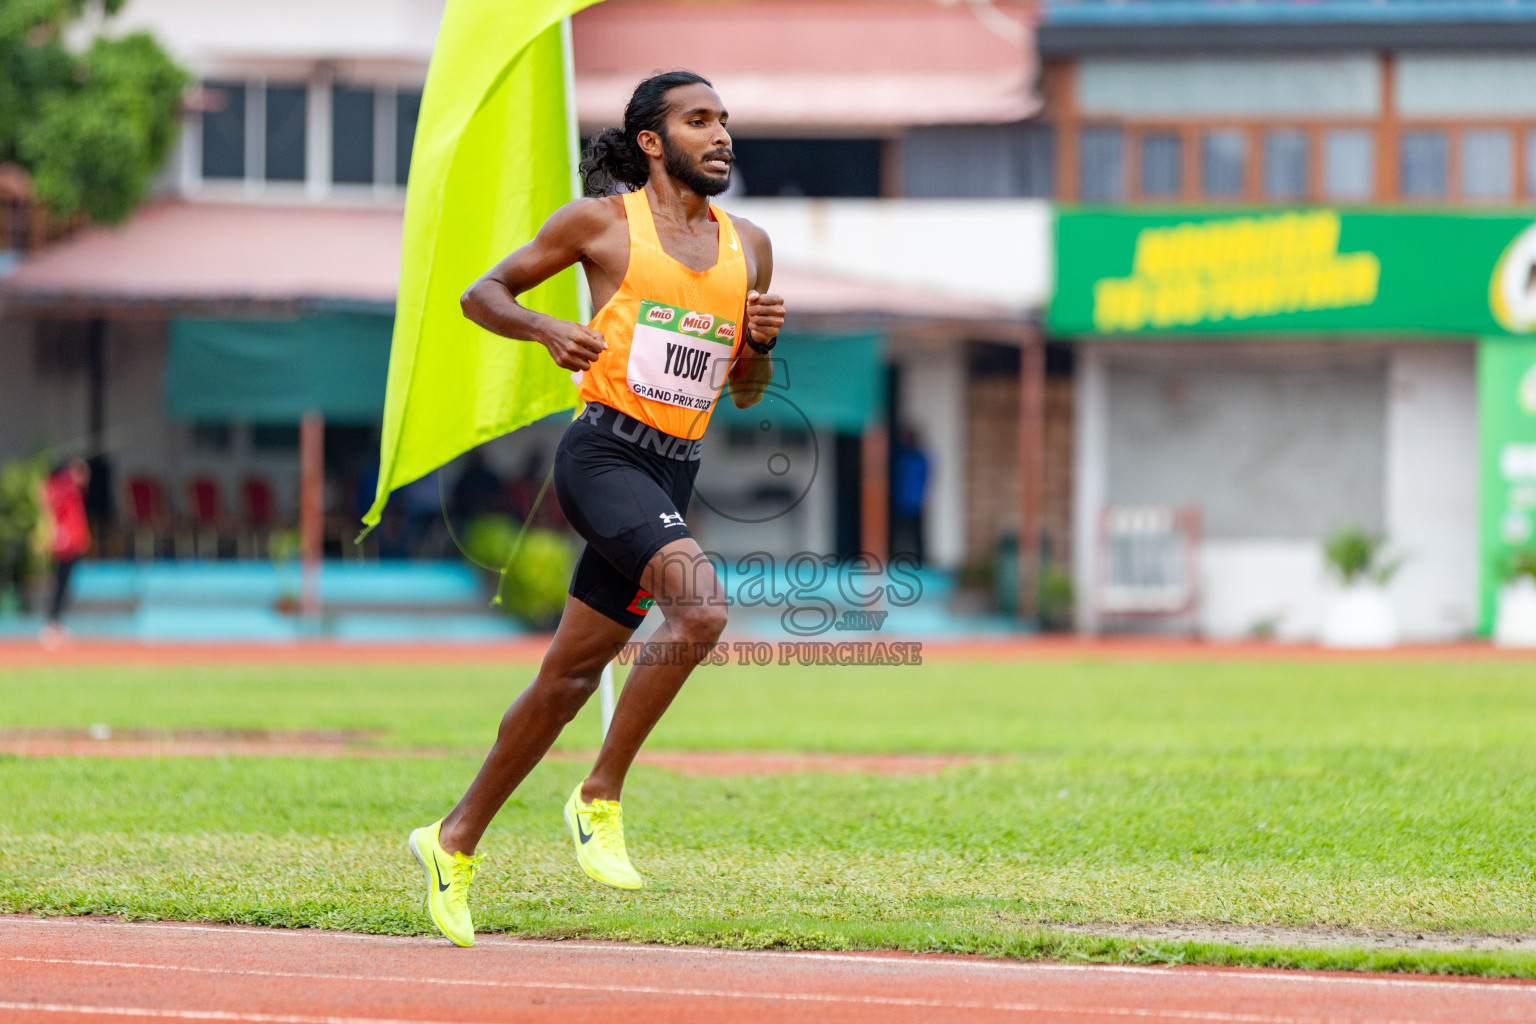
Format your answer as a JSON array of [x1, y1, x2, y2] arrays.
[[657, 83, 732, 197]]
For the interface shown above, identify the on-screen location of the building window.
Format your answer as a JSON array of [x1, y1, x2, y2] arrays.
[[1262, 129, 1308, 200], [199, 78, 421, 192], [1140, 133, 1181, 198], [1462, 128, 1512, 202], [1526, 131, 1536, 199], [191, 422, 233, 453], [1016, 125, 1055, 198], [731, 138, 882, 197], [1400, 129, 1448, 199], [1200, 130, 1245, 197], [1323, 128, 1374, 201], [252, 423, 300, 453], [901, 124, 1054, 197], [396, 90, 422, 186], [331, 85, 375, 185], [264, 84, 308, 183], [200, 81, 246, 180], [1079, 127, 1123, 201]]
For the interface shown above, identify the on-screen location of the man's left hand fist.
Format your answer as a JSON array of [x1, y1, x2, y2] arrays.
[[746, 290, 785, 348]]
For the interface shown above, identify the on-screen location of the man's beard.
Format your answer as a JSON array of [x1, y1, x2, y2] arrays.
[[662, 133, 731, 197]]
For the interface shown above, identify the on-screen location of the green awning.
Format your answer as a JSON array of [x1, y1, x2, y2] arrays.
[[165, 314, 391, 422], [166, 318, 880, 431], [714, 331, 883, 432]]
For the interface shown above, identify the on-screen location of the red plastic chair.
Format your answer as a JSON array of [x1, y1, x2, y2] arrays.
[[239, 476, 276, 558], [188, 477, 222, 525], [242, 477, 275, 528], [186, 476, 225, 559], [126, 476, 167, 526], [124, 475, 170, 560]]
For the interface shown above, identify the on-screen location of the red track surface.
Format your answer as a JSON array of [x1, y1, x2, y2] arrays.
[[3, 916, 1534, 1024], [5, 637, 1536, 669]]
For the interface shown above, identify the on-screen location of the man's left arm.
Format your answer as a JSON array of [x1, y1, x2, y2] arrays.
[[727, 220, 783, 409]]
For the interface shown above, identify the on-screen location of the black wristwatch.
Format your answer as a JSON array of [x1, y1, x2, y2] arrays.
[[746, 335, 776, 354]]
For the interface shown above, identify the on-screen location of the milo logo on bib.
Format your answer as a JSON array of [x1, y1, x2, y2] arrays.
[[627, 300, 738, 412]]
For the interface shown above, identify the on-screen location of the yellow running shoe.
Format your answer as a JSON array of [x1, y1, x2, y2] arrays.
[[563, 781, 643, 890], [407, 819, 483, 947]]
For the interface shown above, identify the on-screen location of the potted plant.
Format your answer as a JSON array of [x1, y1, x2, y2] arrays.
[[1319, 527, 1403, 648], [463, 515, 575, 631], [0, 455, 49, 616], [1493, 548, 1536, 648]]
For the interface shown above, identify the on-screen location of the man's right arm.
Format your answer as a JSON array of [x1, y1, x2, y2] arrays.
[[460, 200, 609, 371]]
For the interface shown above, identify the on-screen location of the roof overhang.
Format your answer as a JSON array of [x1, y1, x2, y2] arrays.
[[0, 201, 401, 317], [574, 1, 1040, 131], [0, 199, 1022, 332], [577, 71, 1036, 132], [1042, 1, 1536, 54]]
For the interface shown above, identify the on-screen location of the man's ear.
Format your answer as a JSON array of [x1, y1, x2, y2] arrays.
[[636, 129, 663, 159]]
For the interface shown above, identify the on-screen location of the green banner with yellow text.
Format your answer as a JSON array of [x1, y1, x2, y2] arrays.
[[1478, 335, 1536, 634], [1051, 208, 1536, 338]]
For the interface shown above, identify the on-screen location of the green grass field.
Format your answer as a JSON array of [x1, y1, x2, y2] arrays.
[[3, 656, 1536, 976]]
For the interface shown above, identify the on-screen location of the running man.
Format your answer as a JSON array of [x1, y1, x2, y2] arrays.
[[408, 70, 784, 947]]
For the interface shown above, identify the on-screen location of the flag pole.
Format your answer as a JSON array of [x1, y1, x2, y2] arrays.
[[561, 14, 614, 739], [562, 16, 592, 324]]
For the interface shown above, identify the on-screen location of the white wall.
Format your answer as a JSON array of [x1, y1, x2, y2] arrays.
[[1074, 339, 1480, 642], [1102, 350, 1387, 539], [895, 344, 966, 569], [105, 320, 190, 511], [1072, 341, 1108, 633], [0, 319, 89, 463], [1199, 540, 1326, 641], [102, 0, 445, 67], [1383, 344, 1479, 639], [694, 417, 832, 561], [1078, 55, 1380, 117], [1398, 54, 1536, 116], [719, 198, 1053, 312]]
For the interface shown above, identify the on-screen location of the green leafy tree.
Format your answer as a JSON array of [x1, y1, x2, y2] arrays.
[[0, 454, 49, 611], [1, 0, 187, 223]]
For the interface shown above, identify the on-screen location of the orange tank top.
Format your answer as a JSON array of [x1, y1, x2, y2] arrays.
[[578, 188, 749, 440]]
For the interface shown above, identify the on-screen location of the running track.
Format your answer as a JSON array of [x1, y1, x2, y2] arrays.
[[3, 917, 1534, 1024]]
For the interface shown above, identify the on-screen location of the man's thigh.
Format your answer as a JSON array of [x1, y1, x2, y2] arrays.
[[640, 537, 727, 612]]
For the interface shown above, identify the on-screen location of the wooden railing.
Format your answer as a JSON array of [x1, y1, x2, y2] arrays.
[[0, 198, 80, 253]]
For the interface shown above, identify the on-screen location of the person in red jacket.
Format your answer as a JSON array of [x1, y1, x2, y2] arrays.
[[41, 459, 91, 647]]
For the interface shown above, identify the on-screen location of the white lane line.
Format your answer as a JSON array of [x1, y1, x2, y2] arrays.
[[0, 1004, 457, 1024], [0, 956, 1497, 1024], [7, 916, 1536, 995]]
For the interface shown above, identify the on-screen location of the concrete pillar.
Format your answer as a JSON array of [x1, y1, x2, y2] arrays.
[[1384, 343, 1478, 638], [1072, 341, 1108, 633]]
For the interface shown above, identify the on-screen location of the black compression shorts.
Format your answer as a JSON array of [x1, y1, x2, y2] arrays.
[[553, 402, 703, 629]]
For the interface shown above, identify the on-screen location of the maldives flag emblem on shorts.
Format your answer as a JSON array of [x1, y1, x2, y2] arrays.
[[626, 588, 656, 615]]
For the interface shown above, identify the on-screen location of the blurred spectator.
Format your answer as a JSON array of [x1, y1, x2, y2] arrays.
[[509, 453, 566, 529], [451, 450, 504, 523], [83, 455, 115, 544], [398, 470, 444, 557], [41, 459, 91, 647], [891, 427, 929, 565]]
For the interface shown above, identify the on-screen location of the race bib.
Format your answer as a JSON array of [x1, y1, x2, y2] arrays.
[[626, 300, 738, 411]]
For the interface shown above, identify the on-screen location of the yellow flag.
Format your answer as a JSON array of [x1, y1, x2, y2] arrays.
[[363, 0, 601, 528]]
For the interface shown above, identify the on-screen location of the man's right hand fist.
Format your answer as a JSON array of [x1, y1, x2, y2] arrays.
[[541, 322, 607, 371]]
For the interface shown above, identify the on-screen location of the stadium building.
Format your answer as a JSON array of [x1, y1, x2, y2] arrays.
[[8, 0, 1535, 644], [1037, 0, 1536, 641], [0, 0, 1052, 637]]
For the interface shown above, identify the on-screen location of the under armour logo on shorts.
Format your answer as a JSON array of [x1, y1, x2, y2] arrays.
[[658, 512, 686, 528]]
